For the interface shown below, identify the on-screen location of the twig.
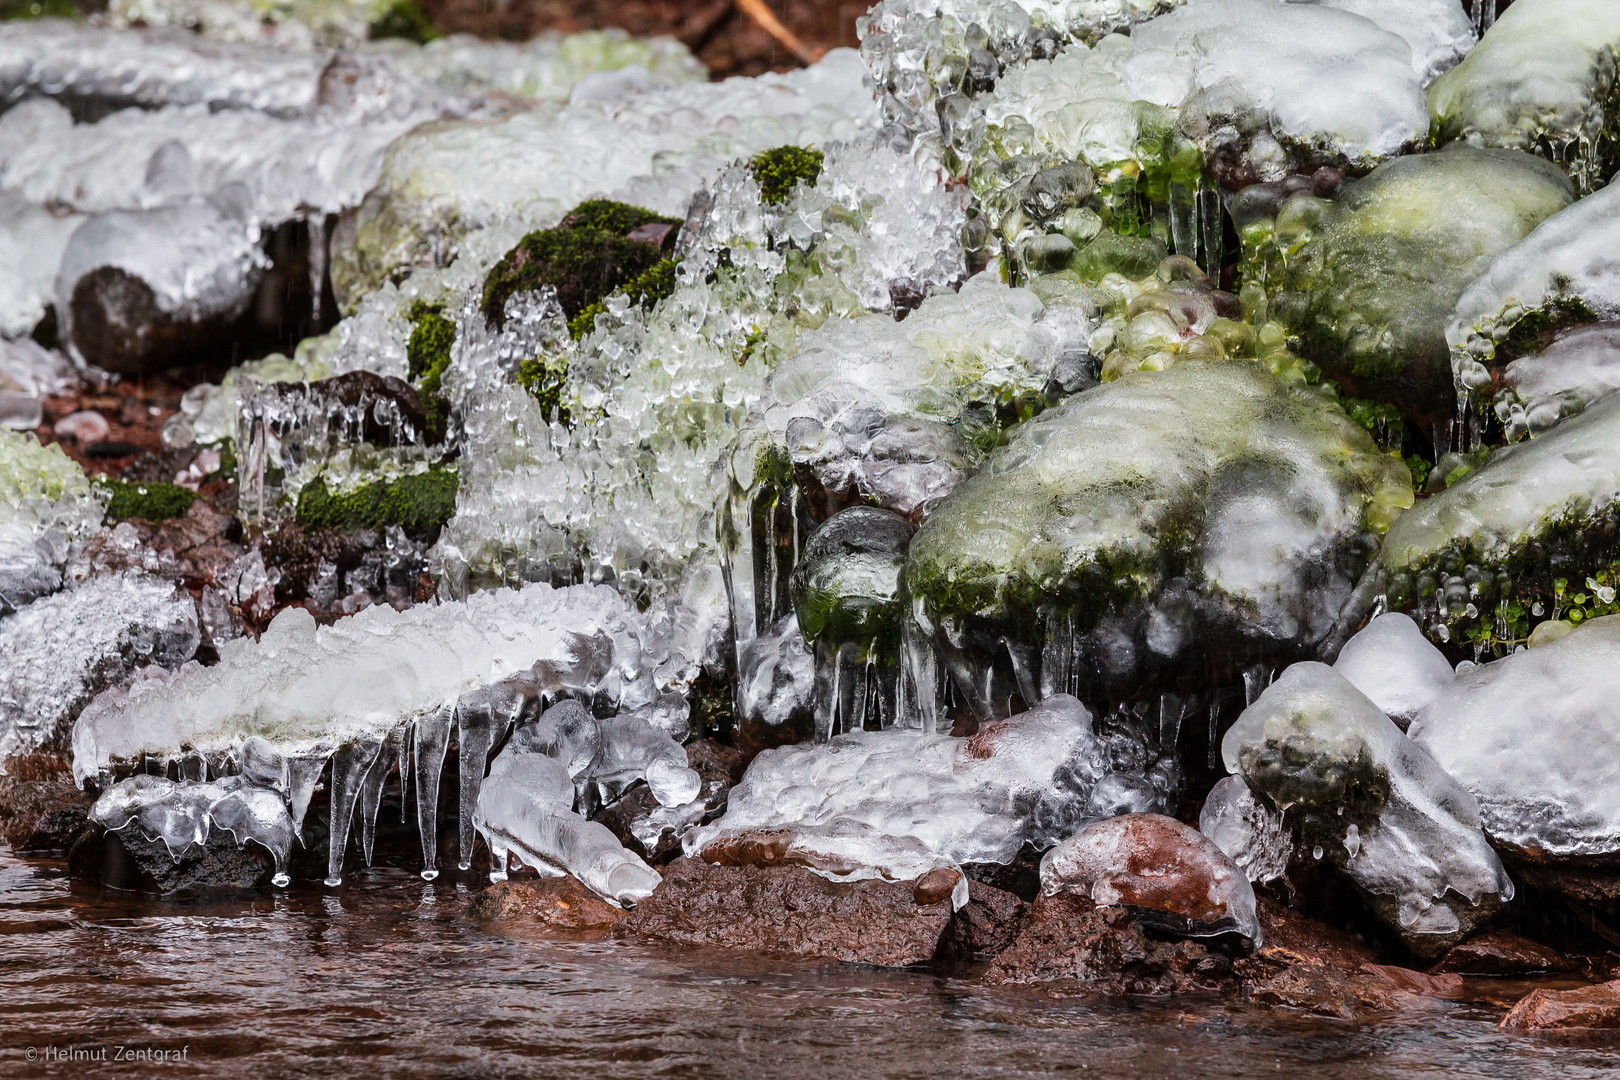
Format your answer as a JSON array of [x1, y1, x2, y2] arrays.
[[734, 0, 825, 67]]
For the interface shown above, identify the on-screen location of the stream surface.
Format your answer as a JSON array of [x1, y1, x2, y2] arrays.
[[1, 851, 1615, 1079]]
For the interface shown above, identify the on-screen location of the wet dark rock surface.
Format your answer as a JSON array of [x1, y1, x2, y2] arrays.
[[622, 857, 955, 966], [468, 876, 625, 929], [1500, 979, 1620, 1032]]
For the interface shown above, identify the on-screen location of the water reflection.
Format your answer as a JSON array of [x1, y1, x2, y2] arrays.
[[0, 853, 1612, 1078]]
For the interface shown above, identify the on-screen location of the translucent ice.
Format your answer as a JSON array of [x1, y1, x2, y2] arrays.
[[91, 772, 297, 885], [106, 0, 393, 51], [1429, 0, 1620, 194], [1495, 324, 1620, 439], [0, 191, 84, 341], [0, 427, 106, 543], [1223, 661, 1513, 947], [1331, 613, 1454, 731], [0, 338, 76, 432], [1409, 614, 1620, 859], [687, 693, 1172, 893], [1198, 774, 1292, 885], [1, 572, 200, 765], [474, 747, 664, 906], [1041, 811, 1262, 944]]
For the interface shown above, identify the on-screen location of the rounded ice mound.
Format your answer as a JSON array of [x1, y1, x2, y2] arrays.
[[1281, 146, 1571, 425], [1198, 774, 1293, 886], [790, 507, 914, 651], [1041, 812, 1262, 947], [1331, 613, 1455, 731], [1409, 614, 1620, 860], [1222, 661, 1513, 955], [1495, 323, 1620, 440], [903, 359, 1412, 716]]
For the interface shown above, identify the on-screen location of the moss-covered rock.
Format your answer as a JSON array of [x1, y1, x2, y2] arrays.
[[747, 146, 824, 206], [405, 300, 454, 441], [96, 478, 196, 524], [514, 355, 571, 427], [480, 199, 681, 338], [1428, 0, 1620, 194], [367, 0, 438, 43], [1281, 147, 1572, 426], [1380, 391, 1620, 649], [790, 506, 914, 653], [294, 467, 457, 534], [903, 360, 1412, 714]]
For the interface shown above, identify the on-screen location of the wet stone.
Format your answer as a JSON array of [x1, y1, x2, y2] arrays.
[[467, 876, 626, 929], [621, 857, 955, 967], [936, 880, 1030, 962], [1432, 931, 1576, 976], [1500, 980, 1620, 1033]]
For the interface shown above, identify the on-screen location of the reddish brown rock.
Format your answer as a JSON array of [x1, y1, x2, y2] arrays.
[[1358, 964, 1465, 1000], [0, 756, 94, 852], [468, 877, 626, 930], [620, 857, 953, 966], [937, 881, 1031, 961], [1433, 932, 1576, 976], [983, 892, 1233, 994], [913, 867, 962, 905], [1500, 980, 1620, 1032], [1040, 813, 1261, 946]]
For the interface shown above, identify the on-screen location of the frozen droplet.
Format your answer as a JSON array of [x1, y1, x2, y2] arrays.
[[1312, 845, 1324, 860]]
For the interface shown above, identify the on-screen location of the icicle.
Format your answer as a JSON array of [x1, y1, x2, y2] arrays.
[[208, 784, 296, 888], [1242, 664, 1270, 707], [307, 212, 328, 327], [903, 615, 938, 734], [396, 721, 413, 824], [1207, 700, 1222, 769], [455, 678, 532, 871], [1157, 693, 1184, 758], [358, 738, 393, 867], [1198, 178, 1224, 278], [1169, 180, 1198, 261], [285, 752, 327, 840], [488, 838, 509, 883], [324, 739, 382, 887], [414, 704, 453, 880]]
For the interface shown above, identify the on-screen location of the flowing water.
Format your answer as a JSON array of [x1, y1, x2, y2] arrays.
[[0, 852, 1613, 1078]]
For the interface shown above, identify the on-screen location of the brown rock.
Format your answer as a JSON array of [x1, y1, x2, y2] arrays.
[[263, 370, 436, 448], [1500, 980, 1620, 1032], [468, 877, 626, 929], [1434, 932, 1576, 976], [0, 772, 94, 851], [937, 881, 1030, 961], [1358, 964, 1465, 1000], [913, 867, 962, 906], [1040, 813, 1261, 946], [983, 892, 1233, 994], [621, 857, 953, 966], [685, 739, 747, 785]]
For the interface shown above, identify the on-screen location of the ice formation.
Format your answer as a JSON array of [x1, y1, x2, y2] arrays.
[[91, 772, 298, 886], [330, 49, 879, 306], [1198, 774, 1292, 885], [71, 582, 699, 888], [437, 134, 966, 609], [1380, 392, 1620, 643], [1451, 181, 1620, 402], [106, 0, 394, 50], [1223, 662, 1513, 945], [0, 428, 107, 608], [903, 359, 1412, 718], [1330, 613, 1454, 731], [1494, 324, 1620, 440], [1409, 615, 1620, 859], [1429, 0, 1620, 194], [687, 693, 1176, 899], [0, 338, 76, 433], [0, 192, 84, 342], [1041, 812, 1262, 945], [0, 573, 200, 765]]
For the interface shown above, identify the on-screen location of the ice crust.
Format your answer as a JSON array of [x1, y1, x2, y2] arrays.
[[1331, 613, 1455, 731], [1223, 662, 1513, 942], [0, 192, 85, 341], [0, 428, 106, 610], [687, 693, 1178, 894], [1, 572, 200, 765], [1495, 324, 1620, 440], [1198, 774, 1292, 885], [91, 772, 298, 885], [1409, 614, 1620, 859], [330, 49, 879, 306], [1429, 0, 1620, 193]]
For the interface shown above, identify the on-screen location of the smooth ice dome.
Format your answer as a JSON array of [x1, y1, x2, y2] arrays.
[[1409, 615, 1620, 859], [1331, 613, 1455, 730], [1223, 661, 1512, 951]]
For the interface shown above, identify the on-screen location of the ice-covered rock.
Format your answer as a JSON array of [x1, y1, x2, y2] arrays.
[[0, 428, 106, 605], [1429, 0, 1620, 194], [1331, 613, 1454, 730], [1223, 661, 1513, 953], [688, 693, 1179, 898], [91, 772, 298, 886], [330, 49, 878, 308], [1040, 811, 1262, 946], [1198, 774, 1292, 885], [0, 191, 85, 342], [1380, 393, 1620, 646], [1493, 324, 1620, 441], [1314, 0, 1475, 84], [1280, 146, 1571, 425], [1, 572, 200, 765], [106, 0, 392, 51], [904, 359, 1412, 718], [1450, 181, 1620, 403], [1409, 614, 1620, 860]]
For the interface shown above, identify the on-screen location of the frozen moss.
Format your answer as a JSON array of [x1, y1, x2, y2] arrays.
[[295, 466, 458, 533], [97, 478, 197, 523], [514, 355, 571, 427], [747, 145, 824, 206], [367, 0, 437, 43], [405, 300, 454, 440]]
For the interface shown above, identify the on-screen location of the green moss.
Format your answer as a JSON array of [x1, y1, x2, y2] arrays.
[[295, 467, 458, 533], [206, 439, 238, 485], [1067, 232, 1167, 282], [367, 0, 439, 43], [97, 478, 197, 523], [481, 200, 681, 334], [1495, 292, 1598, 365], [747, 146, 825, 206], [405, 301, 455, 441], [515, 356, 572, 426], [0, 0, 77, 19]]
